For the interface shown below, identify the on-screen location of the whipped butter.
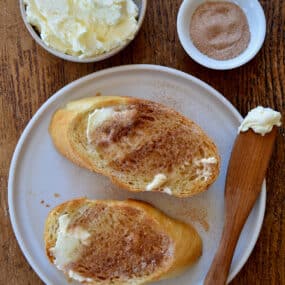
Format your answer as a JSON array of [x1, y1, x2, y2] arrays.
[[87, 107, 116, 143], [50, 214, 90, 270], [199, 157, 217, 164], [24, 0, 139, 58], [194, 157, 217, 180], [238, 106, 282, 136], [194, 157, 217, 166], [68, 270, 94, 283], [146, 174, 168, 191], [163, 187, 172, 195]]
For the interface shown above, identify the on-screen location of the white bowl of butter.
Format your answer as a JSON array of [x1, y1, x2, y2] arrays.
[[20, 0, 147, 63]]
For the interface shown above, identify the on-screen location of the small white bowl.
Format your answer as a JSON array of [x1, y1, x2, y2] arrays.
[[177, 0, 266, 70], [20, 0, 147, 63]]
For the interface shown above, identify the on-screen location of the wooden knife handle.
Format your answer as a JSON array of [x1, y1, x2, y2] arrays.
[[204, 218, 244, 285]]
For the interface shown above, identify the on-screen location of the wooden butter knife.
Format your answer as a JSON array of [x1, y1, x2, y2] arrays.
[[204, 127, 277, 285]]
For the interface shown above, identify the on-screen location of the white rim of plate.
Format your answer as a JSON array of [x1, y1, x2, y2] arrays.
[[8, 64, 266, 284], [19, 0, 148, 63]]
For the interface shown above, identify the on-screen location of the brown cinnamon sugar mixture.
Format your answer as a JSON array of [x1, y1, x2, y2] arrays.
[[68, 204, 172, 282], [94, 105, 139, 147], [190, 1, 250, 60], [181, 208, 209, 232], [90, 102, 214, 176]]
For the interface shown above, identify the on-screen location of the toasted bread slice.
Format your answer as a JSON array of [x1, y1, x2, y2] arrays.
[[44, 198, 202, 284], [49, 96, 220, 197]]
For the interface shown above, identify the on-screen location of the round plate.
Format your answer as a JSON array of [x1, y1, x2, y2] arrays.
[[8, 65, 265, 285]]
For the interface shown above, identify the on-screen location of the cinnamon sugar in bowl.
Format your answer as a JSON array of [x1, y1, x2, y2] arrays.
[[190, 2, 250, 60], [177, 0, 266, 70]]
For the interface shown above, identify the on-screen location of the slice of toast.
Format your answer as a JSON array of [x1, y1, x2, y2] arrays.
[[44, 198, 202, 284], [49, 96, 220, 197]]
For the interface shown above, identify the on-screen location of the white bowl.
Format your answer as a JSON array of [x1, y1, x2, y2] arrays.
[[20, 0, 147, 63], [177, 0, 266, 70]]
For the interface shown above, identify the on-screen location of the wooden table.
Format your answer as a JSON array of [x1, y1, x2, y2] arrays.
[[1, 1, 284, 284]]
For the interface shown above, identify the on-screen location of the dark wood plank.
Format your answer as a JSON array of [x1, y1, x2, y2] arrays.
[[0, 0, 284, 284]]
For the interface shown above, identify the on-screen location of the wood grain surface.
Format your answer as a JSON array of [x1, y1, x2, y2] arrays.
[[0, 0, 284, 284]]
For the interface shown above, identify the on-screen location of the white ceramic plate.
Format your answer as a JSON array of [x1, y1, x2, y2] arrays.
[[9, 65, 265, 285]]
